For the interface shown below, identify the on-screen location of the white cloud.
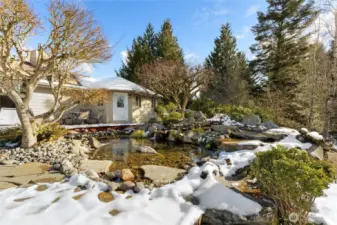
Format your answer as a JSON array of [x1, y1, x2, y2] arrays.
[[120, 50, 129, 65], [75, 63, 92, 75], [235, 25, 252, 40], [245, 5, 259, 18], [236, 34, 245, 39], [194, 7, 229, 22], [184, 52, 202, 66]]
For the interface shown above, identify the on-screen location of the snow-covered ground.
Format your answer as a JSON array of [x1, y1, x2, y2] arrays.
[[0, 123, 334, 225]]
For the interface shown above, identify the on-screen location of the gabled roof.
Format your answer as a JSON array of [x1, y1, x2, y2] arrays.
[[81, 77, 156, 96]]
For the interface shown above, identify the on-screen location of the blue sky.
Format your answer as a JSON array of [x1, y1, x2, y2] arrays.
[[28, 0, 267, 79]]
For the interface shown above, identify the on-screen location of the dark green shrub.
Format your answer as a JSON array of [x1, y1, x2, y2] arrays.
[[130, 129, 146, 139], [185, 110, 194, 118], [251, 146, 335, 225], [36, 123, 68, 142]]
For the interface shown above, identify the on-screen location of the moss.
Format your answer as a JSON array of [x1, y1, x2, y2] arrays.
[[164, 112, 183, 123], [130, 130, 146, 139], [36, 123, 68, 142], [192, 127, 204, 134]]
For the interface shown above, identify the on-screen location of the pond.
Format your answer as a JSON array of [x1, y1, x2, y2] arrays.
[[91, 138, 209, 173]]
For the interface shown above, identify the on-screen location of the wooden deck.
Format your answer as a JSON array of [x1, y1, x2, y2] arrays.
[[63, 123, 144, 131]]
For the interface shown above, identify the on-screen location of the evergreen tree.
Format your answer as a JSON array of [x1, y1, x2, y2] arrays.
[[250, 0, 318, 96], [157, 19, 183, 61], [204, 23, 250, 105], [117, 20, 183, 82], [117, 23, 158, 82]]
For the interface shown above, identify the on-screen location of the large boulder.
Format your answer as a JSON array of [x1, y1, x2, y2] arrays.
[[178, 131, 195, 144], [141, 165, 185, 185], [261, 121, 279, 129], [201, 205, 277, 225], [79, 160, 113, 174], [307, 145, 324, 160], [134, 146, 157, 154], [242, 114, 261, 126], [211, 125, 240, 133], [194, 111, 205, 121], [230, 131, 285, 142]]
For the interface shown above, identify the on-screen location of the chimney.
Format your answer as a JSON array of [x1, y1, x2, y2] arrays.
[[29, 50, 39, 65]]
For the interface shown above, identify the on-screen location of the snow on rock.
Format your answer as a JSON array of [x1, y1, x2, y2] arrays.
[[308, 131, 324, 141], [207, 114, 243, 126], [265, 127, 300, 136], [309, 183, 337, 225], [277, 135, 312, 150]]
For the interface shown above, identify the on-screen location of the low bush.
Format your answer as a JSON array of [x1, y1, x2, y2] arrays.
[[184, 110, 194, 119], [165, 102, 177, 113], [155, 105, 167, 117], [163, 112, 183, 123], [192, 127, 204, 134], [130, 129, 147, 139], [36, 123, 68, 142], [0, 128, 22, 140], [250, 146, 335, 225]]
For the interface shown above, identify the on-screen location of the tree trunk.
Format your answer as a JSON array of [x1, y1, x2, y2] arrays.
[[17, 105, 37, 148]]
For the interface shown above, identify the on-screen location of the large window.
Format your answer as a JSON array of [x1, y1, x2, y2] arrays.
[[136, 96, 142, 107], [117, 96, 125, 108], [0, 96, 15, 108]]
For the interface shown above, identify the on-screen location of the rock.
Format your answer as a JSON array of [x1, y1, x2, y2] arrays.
[[134, 146, 157, 154], [88, 137, 102, 149], [80, 160, 113, 174], [141, 165, 185, 185], [84, 169, 100, 180], [178, 131, 195, 144], [52, 163, 61, 171], [105, 171, 118, 181], [167, 130, 181, 142], [184, 195, 199, 205], [0, 173, 64, 186], [0, 160, 19, 165], [0, 162, 50, 177], [327, 152, 337, 171], [120, 169, 135, 181], [219, 140, 262, 152], [194, 111, 205, 121], [200, 171, 209, 179], [242, 114, 261, 126], [61, 160, 77, 176], [307, 145, 324, 160], [135, 182, 145, 191], [261, 121, 278, 129], [230, 131, 285, 142], [71, 140, 82, 154], [108, 182, 121, 191], [211, 125, 240, 133], [201, 205, 277, 225], [0, 181, 17, 190], [98, 192, 114, 203], [119, 181, 135, 191], [299, 127, 309, 135]]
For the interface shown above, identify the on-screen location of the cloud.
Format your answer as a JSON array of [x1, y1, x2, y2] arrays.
[[245, 5, 259, 18], [74, 63, 92, 75], [120, 50, 129, 65], [235, 25, 252, 40], [194, 7, 229, 22], [184, 52, 202, 66]]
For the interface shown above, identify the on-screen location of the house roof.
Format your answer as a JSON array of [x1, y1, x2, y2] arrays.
[[81, 77, 156, 96]]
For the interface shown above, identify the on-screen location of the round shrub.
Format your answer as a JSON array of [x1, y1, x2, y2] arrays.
[[155, 105, 167, 117], [165, 102, 177, 113], [250, 146, 335, 224]]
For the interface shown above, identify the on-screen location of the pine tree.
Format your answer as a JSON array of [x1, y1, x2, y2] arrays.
[[117, 20, 183, 82], [117, 23, 157, 82], [157, 19, 183, 61], [204, 23, 250, 105], [250, 0, 318, 126], [250, 0, 318, 96]]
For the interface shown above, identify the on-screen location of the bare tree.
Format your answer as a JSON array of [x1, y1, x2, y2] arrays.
[[0, 0, 112, 147], [136, 60, 210, 114]]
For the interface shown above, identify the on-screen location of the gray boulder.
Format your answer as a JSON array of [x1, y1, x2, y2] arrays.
[[134, 146, 157, 154], [261, 121, 278, 129], [242, 114, 261, 126], [307, 145, 324, 160], [211, 125, 240, 133], [194, 111, 205, 121]]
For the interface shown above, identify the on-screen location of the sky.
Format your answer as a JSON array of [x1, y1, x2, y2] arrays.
[[27, 0, 268, 79]]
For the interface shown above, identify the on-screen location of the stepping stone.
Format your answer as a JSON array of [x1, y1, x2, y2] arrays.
[[0, 162, 50, 177], [0, 173, 64, 186], [0, 181, 17, 190], [80, 160, 113, 174], [141, 165, 185, 185], [98, 192, 114, 203], [35, 184, 48, 192], [109, 209, 121, 216]]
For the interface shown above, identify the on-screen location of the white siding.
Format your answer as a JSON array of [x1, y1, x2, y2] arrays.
[[29, 87, 55, 116]]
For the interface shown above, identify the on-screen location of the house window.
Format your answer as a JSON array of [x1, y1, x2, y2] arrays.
[[117, 96, 125, 108], [136, 96, 142, 107], [0, 96, 16, 108]]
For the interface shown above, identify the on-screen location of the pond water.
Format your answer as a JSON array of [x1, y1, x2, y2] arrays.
[[91, 139, 209, 173]]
